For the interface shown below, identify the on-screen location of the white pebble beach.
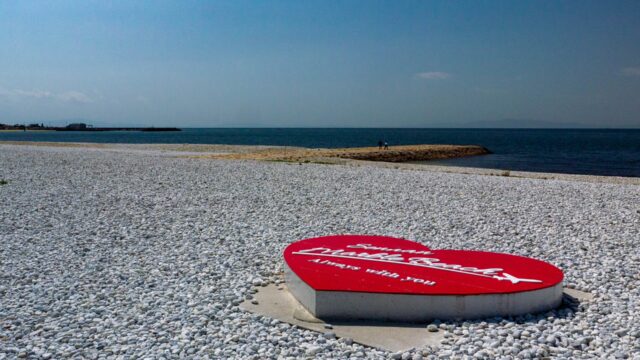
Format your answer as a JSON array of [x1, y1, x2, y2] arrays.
[[1, 143, 639, 359]]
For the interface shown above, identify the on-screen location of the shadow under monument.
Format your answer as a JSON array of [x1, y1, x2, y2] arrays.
[[240, 284, 592, 352]]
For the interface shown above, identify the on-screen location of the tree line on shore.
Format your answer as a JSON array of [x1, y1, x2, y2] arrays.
[[0, 123, 50, 130]]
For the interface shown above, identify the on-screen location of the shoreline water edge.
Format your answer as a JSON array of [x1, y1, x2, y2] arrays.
[[1, 141, 638, 185], [1, 128, 639, 177]]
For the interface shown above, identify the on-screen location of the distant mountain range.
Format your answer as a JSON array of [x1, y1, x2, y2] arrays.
[[454, 119, 586, 129]]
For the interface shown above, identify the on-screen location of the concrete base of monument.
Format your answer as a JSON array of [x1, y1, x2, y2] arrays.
[[240, 282, 593, 352], [285, 263, 564, 322], [240, 283, 446, 352]]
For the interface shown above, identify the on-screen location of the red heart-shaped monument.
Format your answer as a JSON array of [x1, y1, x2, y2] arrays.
[[283, 235, 564, 320]]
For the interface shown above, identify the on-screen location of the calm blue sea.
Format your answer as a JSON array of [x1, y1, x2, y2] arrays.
[[2, 128, 639, 177]]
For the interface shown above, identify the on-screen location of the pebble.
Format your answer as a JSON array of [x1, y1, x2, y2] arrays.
[[305, 346, 321, 356], [0, 144, 638, 359]]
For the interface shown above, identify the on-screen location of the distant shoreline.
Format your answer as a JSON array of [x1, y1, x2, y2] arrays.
[[0, 129, 56, 132], [0, 125, 180, 132]]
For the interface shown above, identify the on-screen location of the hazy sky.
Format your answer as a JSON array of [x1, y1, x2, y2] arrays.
[[1, 1, 639, 127]]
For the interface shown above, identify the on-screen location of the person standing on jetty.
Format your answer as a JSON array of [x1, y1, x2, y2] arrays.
[[384, 141, 389, 150], [378, 140, 383, 149]]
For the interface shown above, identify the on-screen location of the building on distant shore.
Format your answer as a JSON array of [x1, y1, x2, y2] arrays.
[[66, 123, 88, 130]]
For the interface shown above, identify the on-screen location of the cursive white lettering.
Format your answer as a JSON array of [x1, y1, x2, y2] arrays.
[[348, 243, 433, 255], [310, 258, 361, 271], [408, 257, 502, 275], [293, 246, 542, 284]]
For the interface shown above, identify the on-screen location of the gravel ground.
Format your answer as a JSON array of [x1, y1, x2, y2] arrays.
[[1, 144, 639, 359]]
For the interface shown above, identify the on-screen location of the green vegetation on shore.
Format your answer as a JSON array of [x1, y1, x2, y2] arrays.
[[0, 179, 8, 185]]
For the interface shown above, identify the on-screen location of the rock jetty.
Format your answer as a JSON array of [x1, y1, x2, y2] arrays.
[[203, 144, 490, 163]]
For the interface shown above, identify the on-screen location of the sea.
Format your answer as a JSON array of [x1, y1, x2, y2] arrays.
[[1, 128, 639, 177]]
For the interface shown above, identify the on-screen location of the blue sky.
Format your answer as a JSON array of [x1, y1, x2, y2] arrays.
[[1, 1, 639, 127]]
